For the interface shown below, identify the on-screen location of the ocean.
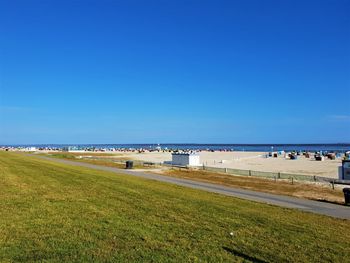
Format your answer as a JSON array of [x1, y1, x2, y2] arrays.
[[4, 144, 350, 152]]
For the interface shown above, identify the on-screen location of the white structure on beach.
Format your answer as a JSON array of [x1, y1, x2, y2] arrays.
[[172, 152, 200, 166], [24, 147, 36, 152]]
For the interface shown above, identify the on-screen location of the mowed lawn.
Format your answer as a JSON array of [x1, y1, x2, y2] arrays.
[[0, 152, 349, 262]]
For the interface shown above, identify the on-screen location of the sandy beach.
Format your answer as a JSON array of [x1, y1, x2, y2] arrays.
[[106, 151, 342, 178], [16, 148, 344, 179]]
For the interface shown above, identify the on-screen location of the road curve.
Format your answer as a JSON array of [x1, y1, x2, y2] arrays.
[[34, 155, 350, 220]]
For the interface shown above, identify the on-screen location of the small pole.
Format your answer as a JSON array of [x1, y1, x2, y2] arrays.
[[225, 168, 227, 173], [249, 170, 252, 176], [278, 172, 281, 179], [291, 177, 294, 185], [332, 180, 335, 190]]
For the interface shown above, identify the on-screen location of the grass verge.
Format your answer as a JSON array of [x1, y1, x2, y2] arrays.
[[162, 169, 345, 204], [36, 152, 144, 169]]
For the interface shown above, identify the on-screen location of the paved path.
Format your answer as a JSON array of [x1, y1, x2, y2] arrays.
[[35, 155, 350, 220]]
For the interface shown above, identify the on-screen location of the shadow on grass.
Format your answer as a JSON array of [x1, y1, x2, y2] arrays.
[[223, 246, 268, 263]]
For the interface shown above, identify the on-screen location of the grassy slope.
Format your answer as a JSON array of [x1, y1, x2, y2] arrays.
[[0, 152, 349, 262]]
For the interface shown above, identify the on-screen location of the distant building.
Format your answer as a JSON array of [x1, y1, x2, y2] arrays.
[[62, 146, 82, 152], [172, 152, 200, 166]]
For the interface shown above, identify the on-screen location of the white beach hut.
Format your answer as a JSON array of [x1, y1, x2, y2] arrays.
[[171, 152, 200, 166]]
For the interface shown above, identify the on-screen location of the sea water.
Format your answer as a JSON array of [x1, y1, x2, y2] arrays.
[[4, 143, 350, 152]]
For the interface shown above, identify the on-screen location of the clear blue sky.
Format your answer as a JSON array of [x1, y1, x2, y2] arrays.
[[0, 0, 349, 144]]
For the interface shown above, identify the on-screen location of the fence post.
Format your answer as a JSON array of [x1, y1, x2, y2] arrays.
[[225, 168, 227, 173], [291, 177, 294, 185], [331, 180, 335, 190], [249, 170, 252, 176], [278, 172, 281, 179]]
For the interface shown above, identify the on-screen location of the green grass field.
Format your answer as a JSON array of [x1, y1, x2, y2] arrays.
[[0, 152, 349, 262]]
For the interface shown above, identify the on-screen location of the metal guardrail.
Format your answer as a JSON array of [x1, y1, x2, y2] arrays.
[[198, 165, 340, 183]]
